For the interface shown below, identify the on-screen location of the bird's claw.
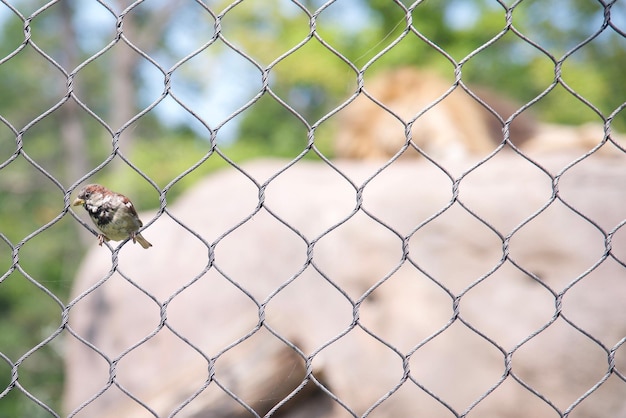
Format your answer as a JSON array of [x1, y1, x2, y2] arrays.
[[97, 234, 109, 246]]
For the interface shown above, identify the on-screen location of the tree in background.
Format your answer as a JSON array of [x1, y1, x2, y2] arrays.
[[231, 0, 626, 159]]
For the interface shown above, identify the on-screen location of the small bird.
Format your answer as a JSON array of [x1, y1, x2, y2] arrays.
[[72, 184, 152, 249]]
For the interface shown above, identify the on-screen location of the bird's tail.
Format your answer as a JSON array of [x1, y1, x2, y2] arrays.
[[135, 233, 153, 249]]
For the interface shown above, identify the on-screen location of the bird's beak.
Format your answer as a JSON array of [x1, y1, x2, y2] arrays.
[[72, 198, 85, 206]]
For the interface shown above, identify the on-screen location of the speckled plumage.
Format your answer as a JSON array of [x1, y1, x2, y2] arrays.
[[73, 184, 152, 249]]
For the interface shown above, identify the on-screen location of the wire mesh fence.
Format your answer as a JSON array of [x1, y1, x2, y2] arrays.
[[1, 0, 626, 417]]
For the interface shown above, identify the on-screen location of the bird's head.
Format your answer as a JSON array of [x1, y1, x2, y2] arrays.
[[72, 184, 109, 207]]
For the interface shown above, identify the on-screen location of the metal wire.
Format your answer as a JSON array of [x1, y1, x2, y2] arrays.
[[1, 0, 625, 417]]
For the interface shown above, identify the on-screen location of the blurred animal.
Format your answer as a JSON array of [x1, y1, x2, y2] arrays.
[[335, 67, 537, 160], [522, 121, 626, 157], [335, 67, 624, 161]]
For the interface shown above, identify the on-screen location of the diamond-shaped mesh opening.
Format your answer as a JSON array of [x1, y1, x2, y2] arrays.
[[1, 0, 626, 417]]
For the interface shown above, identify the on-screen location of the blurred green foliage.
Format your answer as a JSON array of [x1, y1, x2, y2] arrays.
[[0, 0, 624, 416]]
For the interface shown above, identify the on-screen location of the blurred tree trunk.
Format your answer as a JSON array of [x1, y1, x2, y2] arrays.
[[59, 0, 89, 185], [110, 0, 182, 158], [111, 5, 139, 145], [58, 2, 94, 248]]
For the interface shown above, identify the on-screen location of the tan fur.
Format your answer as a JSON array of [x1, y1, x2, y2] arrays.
[[523, 122, 626, 157], [335, 67, 537, 161], [335, 67, 625, 161]]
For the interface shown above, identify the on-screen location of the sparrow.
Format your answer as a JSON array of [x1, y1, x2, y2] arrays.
[[72, 184, 152, 249]]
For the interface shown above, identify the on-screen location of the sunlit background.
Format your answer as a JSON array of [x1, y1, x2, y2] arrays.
[[1, 0, 625, 415]]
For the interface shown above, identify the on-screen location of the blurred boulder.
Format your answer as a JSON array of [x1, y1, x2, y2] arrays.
[[64, 154, 626, 417]]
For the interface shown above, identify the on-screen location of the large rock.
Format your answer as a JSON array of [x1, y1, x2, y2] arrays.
[[63, 154, 626, 417]]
